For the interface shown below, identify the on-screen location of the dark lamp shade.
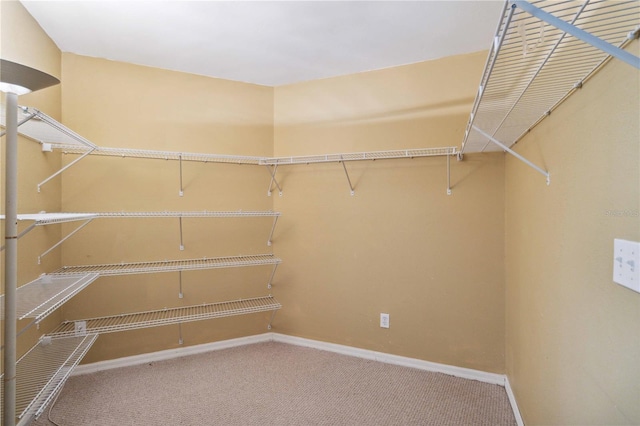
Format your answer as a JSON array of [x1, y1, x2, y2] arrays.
[[0, 58, 60, 95]]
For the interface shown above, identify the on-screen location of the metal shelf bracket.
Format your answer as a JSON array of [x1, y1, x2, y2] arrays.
[[266, 263, 279, 290], [38, 148, 96, 192], [265, 165, 283, 197], [340, 159, 355, 196], [267, 215, 279, 247], [179, 217, 184, 250], [267, 305, 278, 330], [446, 154, 452, 196], [38, 219, 94, 264], [473, 125, 550, 185]]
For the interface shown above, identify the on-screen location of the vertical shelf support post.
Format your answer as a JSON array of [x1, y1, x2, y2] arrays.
[[178, 270, 184, 299], [265, 165, 282, 197], [3, 90, 19, 426], [178, 154, 184, 197], [179, 216, 184, 250]]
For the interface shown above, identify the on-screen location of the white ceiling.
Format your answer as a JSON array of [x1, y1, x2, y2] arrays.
[[20, 1, 504, 87]]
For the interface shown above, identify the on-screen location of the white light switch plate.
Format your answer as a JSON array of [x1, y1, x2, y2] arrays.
[[613, 239, 640, 294]]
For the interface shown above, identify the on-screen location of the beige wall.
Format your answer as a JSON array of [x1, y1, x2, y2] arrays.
[[59, 54, 276, 362], [505, 40, 640, 425], [273, 52, 507, 373], [1, 0, 64, 359]]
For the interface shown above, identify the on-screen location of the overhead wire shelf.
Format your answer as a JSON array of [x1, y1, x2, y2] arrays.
[[51, 254, 281, 276], [461, 0, 640, 155], [47, 296, 281, 337], [0, 334, 98, 423], [0, 273, 100, 324]]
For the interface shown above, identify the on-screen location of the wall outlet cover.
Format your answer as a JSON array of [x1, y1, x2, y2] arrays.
[[380, 313, 390, 328]]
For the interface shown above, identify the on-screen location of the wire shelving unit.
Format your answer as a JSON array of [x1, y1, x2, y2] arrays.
[[1, 105, 460, 195], [47, 296, 281, 337], [460, 0, 640, 183], [0, 334, 98, 424]]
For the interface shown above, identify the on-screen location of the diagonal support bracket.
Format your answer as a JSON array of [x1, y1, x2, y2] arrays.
[[267, 215, 279, 247], [267, 305, 278, 330], [38, 218, 94, 264], [340, 159, 355, 196], [38, 147, 96, 192], [265, 165, 283, 197], [266, 263, 279, 290], [446, 153, 452, 195], [0, 224, 37, 251], [473, 125, 550, 185]]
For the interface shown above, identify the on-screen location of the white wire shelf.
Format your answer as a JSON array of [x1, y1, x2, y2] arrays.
[[0, 106, 97, 149], [0, 273, 100, 324], [0, 334, 98, 423], [47, 296, 281, 337], [461, 0, 640, 154], [51, 254, 281, 276], [0, 213, 98, 225], [260, 147, 457, 165], [91, 210, 280, 218], [56, 144, 264, 165]]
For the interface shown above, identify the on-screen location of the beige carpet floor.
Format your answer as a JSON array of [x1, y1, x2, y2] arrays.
[[34, 341, 516, 425]]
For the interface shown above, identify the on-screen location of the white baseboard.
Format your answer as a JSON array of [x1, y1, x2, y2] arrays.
[[74, 332, 505, 388], [505, 376, 524, 426], [270, 333, 506, 386], [72, 333, 272, 376]]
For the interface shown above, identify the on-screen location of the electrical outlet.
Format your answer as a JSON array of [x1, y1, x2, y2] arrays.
[[380, 313, 390, 329], [614, 239, 640, 293], [74, 320, 87, 336]]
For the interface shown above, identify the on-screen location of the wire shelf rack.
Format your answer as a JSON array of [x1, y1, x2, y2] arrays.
[[2, 213, 98, 225], [47, 296, 281, 337], [56, 144, 264, 165], [461, 0, 640, 154], [260, 147, 457, 165], [0, 273, 100, 324], [0, 334, 98, 423], [51, 254, 281, 276], [91, 210, 280, 218], [0, 107, 97, 149]]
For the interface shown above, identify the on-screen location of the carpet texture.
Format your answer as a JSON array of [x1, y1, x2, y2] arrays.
[[33, 342, 516, 425]]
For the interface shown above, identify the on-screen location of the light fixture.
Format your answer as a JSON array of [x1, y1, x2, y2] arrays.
[[1, 58, 59, 426]]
